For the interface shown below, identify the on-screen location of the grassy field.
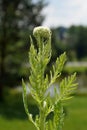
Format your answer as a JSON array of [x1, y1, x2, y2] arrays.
[[0, 95, 87, 130], [63, 95, 87, 130], [0, 118, 36, 130]]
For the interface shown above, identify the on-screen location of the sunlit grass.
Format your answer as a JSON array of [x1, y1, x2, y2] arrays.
[[63, 95, 87, 130], [0, 117, 36, 130]]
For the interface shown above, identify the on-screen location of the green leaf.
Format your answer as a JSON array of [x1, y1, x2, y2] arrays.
[[22, 79, 39, 130], [22, 79, 29, 116], [49, 52, 66, 86], [59, 73, 78, 101]]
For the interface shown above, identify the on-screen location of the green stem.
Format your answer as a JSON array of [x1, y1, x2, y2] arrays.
[[39, 105, 46, 130]]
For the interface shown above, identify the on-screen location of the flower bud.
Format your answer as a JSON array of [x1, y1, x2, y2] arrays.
[[33, 26, 51, 40]]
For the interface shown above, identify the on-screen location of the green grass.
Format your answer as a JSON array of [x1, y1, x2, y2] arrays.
[[0, 95, 87, 130], [63, 95, 87, 130], [0, 102, 36, 130], [0, 118, 36, 130]]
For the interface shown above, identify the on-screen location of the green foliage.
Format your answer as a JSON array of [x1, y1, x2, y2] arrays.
[[22, 26, 77, 130], [59, 73, 78, 101], [0, 0, 46, 91], [51, 26, 87, 61], [68, 26, 87, 59]]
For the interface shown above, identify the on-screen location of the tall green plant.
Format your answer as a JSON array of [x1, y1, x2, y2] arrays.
[[22, 26, 78, 130]]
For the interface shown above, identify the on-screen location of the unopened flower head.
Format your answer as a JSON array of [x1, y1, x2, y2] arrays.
[[33, 26, 51, 40]]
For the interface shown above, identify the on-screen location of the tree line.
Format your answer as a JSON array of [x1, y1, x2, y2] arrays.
[[51, 26, 87, 61]]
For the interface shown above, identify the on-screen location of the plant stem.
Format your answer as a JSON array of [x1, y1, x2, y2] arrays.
[[39, 105, 46, 130]]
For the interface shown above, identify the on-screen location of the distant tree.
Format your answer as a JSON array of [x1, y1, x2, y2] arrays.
[[51, 27, 67, 62], [76, 26, 87, 59], [51, 25, 87, 62], [66, 25, 78, 60], [68, 26, 87, 60], [0, 0, 46, 100]]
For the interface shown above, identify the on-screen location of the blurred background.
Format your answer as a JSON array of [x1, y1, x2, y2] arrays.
[[0, 0, 87, 130]]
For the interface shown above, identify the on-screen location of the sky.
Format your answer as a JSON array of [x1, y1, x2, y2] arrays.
[[42, 0, 87, 27]]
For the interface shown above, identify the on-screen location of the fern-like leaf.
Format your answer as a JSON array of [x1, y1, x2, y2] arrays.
[[22, 79, 39, 130], [49, 52, 66, 86], [59, 73, 78, 101]]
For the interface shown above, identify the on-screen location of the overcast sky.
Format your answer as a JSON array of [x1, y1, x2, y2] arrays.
[[42, 0, 87, 27]]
